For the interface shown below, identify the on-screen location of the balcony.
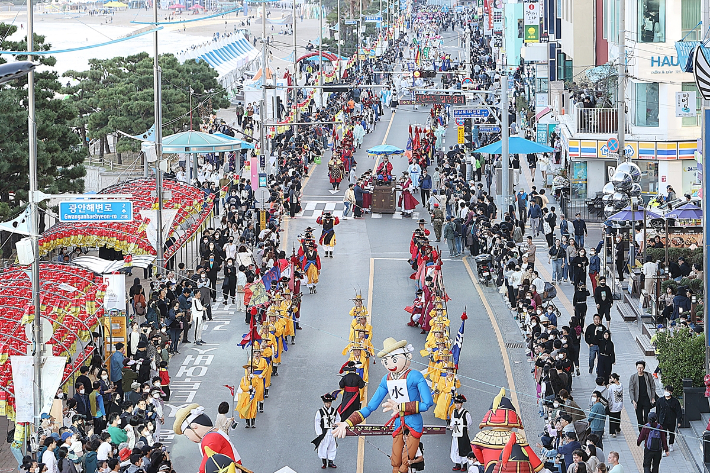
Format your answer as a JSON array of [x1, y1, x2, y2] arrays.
[[560, 103, 620, 136]]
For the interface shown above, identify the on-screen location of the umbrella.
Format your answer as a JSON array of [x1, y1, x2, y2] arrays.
[[607, 207, 662, 222], [367, 144, 404, 155], [168, 3, 185, 8], [665, 203, 702, 220], [188, 3, 205, 8], [473, 136, 554, 155]]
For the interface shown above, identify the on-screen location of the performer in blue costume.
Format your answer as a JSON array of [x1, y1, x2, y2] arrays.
[[333, 337, 434, 473]]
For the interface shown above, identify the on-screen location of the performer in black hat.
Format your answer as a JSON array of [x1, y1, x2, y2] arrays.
[[337, 361, 366, 420], [316, 211, 340, 258], [312, 393, 340, 469], [449, 394, 472, 471]]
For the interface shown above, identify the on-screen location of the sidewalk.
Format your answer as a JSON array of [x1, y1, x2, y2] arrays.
[[514, 165, 700, 473]]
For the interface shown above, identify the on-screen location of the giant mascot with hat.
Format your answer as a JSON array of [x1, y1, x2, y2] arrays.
[[174, 403, 251, 473], [471, 388, 542, 473], [333, 337, 434, 473]]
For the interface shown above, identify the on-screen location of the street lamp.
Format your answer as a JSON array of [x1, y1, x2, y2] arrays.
[[0, 61, 35, 85]]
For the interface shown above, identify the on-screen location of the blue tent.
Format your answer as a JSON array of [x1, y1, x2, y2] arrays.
[[474, 137, 554, 154]]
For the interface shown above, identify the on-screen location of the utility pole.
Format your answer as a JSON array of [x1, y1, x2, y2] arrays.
[[337, 0, 340, 79], [153, 0, 164, 270], [293, 0, 298, 131], [501, 73, 509, 212], [261, 0, 267, 170], [617, 0, 626, 165], [701, 0, 710, 374], [319, 0, 323, 107], [27, 0, 43, 434]]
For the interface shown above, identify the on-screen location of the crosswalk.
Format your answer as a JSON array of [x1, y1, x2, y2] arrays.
[[296, 200, 420, 220]]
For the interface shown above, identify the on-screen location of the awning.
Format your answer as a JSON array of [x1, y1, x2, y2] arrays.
[[39, 178, 216, 264], [176, 34, 259, 89], [0, 263, 106, 420]]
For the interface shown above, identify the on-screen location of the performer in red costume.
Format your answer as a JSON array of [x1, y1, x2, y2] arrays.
[[174, 403, 250, 473]]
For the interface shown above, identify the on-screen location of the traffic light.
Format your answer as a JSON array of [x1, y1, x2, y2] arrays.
[[464, 118, 473, 150]]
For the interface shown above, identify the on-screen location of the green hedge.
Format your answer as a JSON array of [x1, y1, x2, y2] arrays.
[[646, 248, 703, 268], [655, 328, 706, 394]]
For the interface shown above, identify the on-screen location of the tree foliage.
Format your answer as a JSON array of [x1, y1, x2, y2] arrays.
[[63, 52, 230, 156], [0, 23, 86, 220], [655, 327, 706, 395]]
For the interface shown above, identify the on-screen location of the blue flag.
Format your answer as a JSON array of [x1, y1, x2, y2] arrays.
[[260, 265, 282, 291], [451, 316, 465, 369]]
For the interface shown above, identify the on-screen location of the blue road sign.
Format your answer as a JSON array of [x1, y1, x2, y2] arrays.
[[344, 19, 358, 25], [363, 15, 382, 22], [59, 200, 133, 222], [453, 108, 490, 118], [479, 126, 501, 133]]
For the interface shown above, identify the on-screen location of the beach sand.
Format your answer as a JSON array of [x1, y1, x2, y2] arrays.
[[0, 5, 329, 76]]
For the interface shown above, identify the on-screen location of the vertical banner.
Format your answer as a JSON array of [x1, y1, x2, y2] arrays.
[[524, 1, 540, 43], [458, 127, 465, 144], [250, 157, 259, 190], [11, 356, 33, 423], [11, 355, 69, 422], [102, 274, 126, 311]]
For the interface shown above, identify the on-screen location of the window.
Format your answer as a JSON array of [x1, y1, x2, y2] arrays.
[[635, 82, 659, 127], [681, 0, 701, 40], [682, 82, 701, 126], [638, 0, 665, 42]]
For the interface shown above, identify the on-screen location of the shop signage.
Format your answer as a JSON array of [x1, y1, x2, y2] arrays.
[[675, 91, 697, 117], [523, 1, 539, 43]]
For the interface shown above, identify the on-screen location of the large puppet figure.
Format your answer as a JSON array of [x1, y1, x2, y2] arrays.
[[333, 337, 434, 473], [173, 403, 250, 473], [470, 389, 543, 473]]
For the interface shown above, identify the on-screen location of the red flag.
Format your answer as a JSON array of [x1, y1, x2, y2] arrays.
[[224, 385, 235, 397], [239, 311, 262, 348]]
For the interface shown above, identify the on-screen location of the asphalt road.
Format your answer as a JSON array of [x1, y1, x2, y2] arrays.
[[165, 29, 530, 473]]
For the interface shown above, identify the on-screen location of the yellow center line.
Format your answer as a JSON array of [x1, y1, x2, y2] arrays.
[[462, 257, 520, 409], [373, 110, 397, 172]]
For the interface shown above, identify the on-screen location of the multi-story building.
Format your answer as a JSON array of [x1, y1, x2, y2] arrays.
[[550, 0, 702, 200]]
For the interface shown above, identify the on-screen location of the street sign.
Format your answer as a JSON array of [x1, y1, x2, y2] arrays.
[[455, 117, 465, 126], [344, 19, 358, 25], [607, 137, 619, 153], [363, 15, 382, 22], [59, 200, 133, 222], [458, 126, 465, 144], [453, 108, 490, 118], [415, 93, 465, 105], [461, 77, 473, 86], [479, 125, 501, 133]]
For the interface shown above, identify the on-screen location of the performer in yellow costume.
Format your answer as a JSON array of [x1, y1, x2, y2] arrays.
[[267, 309, 286, 375], [433, 363, 460, 420], [236, 363, 259, 428], [249, 348, 267, 413], [349, 293, 369, 318], [256, 326, 275, 395], [281, 289, 296, 344], [349, 313, 373, 342]]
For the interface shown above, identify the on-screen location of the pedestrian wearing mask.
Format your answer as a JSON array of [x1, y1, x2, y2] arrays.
[[629, 360, 657, 431], [637, 412, 666, 473], [596, 330, 615, 385], [573, 282, 590, 327], [655, 384, 682, 455], [607, 373, 624, 437], [593, 277, 613, 329]]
